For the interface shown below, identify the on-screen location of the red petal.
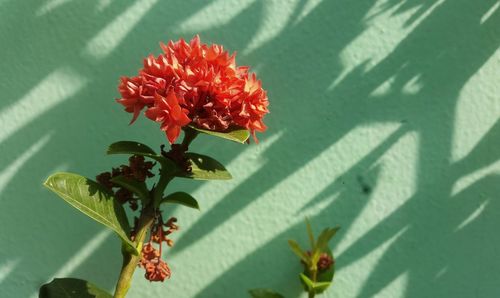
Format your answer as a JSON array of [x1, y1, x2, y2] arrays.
[[166, 125, 180, 144]]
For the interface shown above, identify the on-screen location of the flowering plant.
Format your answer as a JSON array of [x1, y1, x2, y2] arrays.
[[249, 219, 339, 298], [39, 36, 268, 298]]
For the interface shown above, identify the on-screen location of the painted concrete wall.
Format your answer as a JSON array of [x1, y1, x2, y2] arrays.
[[1, 0, 499, 297]]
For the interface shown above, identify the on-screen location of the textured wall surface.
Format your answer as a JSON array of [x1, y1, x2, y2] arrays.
[[1, 0, 499, 297]]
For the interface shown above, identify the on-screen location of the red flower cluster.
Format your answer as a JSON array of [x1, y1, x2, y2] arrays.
[[117, 35, 269, 143]]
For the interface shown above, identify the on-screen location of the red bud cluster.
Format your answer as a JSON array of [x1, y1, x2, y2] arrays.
[[96, 155, 155, 210]]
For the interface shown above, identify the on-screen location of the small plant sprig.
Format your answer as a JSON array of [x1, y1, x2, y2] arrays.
[[39, 35, 269, 298], [249, 219, 339, 298]]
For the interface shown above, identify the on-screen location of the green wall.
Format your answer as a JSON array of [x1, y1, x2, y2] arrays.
[[1, 0, 499, 297]]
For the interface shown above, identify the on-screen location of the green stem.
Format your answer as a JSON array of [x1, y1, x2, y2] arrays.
[[181, 126, 199, 150], [153, 173, 173, 206], [114, 129, 199, 297], [113, 205, 155, 298], [308, 265, 318, 298]]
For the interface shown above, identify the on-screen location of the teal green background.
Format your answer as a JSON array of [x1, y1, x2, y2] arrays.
[[1, 0, 499, 297]]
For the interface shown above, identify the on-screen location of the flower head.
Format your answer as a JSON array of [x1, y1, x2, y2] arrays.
[[117, 35, 269, 143]]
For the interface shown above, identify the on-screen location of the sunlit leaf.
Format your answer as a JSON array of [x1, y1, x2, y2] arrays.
[[313, 281, 332, 292], [44, 172, 137, 255], [177, 153, 232, 180], [299, 273, 314, 292], [39, 278, 112, 298], [190, 125, 250, 143], [161, 192, 200, 210]]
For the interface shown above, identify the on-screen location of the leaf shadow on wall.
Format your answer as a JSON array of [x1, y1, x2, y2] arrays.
[[167, 0, 500, 297], [0, 0, 498, 298], [0, 0, 227, 296]]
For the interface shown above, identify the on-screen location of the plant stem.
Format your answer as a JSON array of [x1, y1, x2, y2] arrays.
[[113, 130, 199, 297], [181, 126, 199, 150], [308, 267, 318, 298], [113, 205, 155, 298]]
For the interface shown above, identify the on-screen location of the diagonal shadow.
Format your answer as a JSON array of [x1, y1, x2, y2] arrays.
[[0, 0, 222, 296], [174, 0, 500, 297]]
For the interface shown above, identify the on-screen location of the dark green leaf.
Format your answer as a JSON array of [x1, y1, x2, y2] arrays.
[[288, 239, 309, 263], [161, 192, 200, 210], [106, 141, 178, 173], [44, 172, 137, 255], [248, 289, 285, 298], [177, 153, 232, 180], [190, 125, 250, 144], [110, 175, 149, 204], [39, 278, 112, 298]]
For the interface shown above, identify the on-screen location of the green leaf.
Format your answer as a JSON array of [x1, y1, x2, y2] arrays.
[[299, 273, 315, 291], [39, 278, 112, 298], [305, 217, 315, 249], [248, 289, 285, 298], [305, 248, 335, 294], [161, 192, 200, 210], [315, 226, 340, 252], [177, 153, 232, 180], [106, 141, 178, 173], [107, 140, 156, 156], [190, 125, 250, 144], [313, 281, 332, 292], [44, 172, 137, 255], [110, 175, 149, 204], [288, 239, 309, 263]]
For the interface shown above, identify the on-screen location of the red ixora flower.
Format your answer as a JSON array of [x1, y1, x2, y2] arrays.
[[117, 35, 269, 144]]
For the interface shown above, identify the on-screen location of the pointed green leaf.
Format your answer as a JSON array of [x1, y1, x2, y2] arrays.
[[299, 273, 314, 291], [110, 175, 149, 204], [44, 172, 137, 255], [107, 141, 178, 173], [177, 153, 232, 180], [39, 278, 112, 298], [305, 217, 315, 249], [190, 125, 250, 143], [161, 192, 200, 210], [315, 226, 340, 252], [288, 239, 309, 263], [248, 289, 285, 298], [313, 281, 332, 292]]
